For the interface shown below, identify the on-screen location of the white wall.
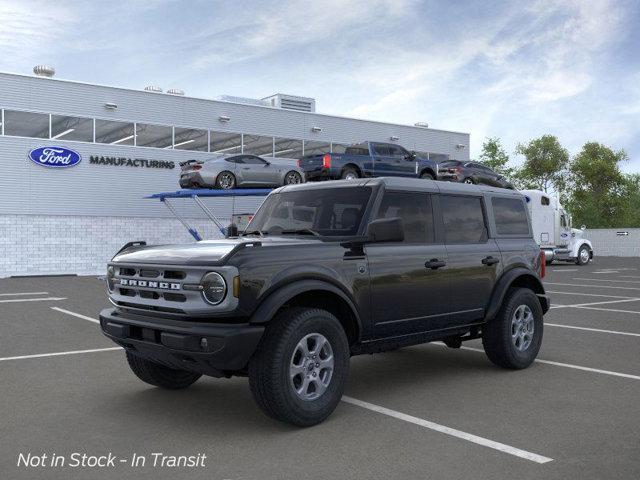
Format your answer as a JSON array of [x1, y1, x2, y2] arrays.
[[0, 214, 230, 278], [583, 229, 640, 257]]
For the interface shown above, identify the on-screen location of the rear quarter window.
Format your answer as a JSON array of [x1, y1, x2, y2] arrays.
[[492, 197, 530, 235]]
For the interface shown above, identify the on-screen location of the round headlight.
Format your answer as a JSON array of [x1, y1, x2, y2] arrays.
[[106, 266, 115, 292], [201, 272, 227, 305]]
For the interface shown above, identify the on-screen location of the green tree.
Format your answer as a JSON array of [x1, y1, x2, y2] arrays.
[[515, 135, 569, 193], [479, 137, 514, 178], [619, 174, 640, 228], [566, 142, 628, 228]]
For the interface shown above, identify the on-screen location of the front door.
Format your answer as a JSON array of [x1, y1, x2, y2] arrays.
[[240, 155, 279, 185], [439, 194, 500, 326], [367, 190, 451, 337]]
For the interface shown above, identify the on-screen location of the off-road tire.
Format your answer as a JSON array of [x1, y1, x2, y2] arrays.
[[125, 351, 202, 389], [420, 171, 435, 180], [341, 167, 359, 180], [248, 307, 350, 427], [482, 288, 543, 369]]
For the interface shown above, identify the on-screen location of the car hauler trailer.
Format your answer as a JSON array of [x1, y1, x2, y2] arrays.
[[521, 190, 593, 265]]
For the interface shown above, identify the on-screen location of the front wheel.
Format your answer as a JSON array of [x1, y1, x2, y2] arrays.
[[215, 171, 236, 189], [248, 307, 350, 426], [481, 288, 543, 369], [576, 245, 591, 265], [420, 171, 435, 180], [284, 170, 303, 185], [125, 351, 202, 389]]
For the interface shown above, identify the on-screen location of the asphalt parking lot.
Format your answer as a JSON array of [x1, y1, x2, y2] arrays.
[[1, 257, 640, 480]]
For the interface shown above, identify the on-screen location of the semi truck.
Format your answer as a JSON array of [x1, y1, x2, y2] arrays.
[[521, 190, 593, 265]]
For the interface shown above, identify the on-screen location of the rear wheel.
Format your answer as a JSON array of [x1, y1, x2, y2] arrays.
[[248, 307, 349, 426], [420, 171, 435, 180], [125, 351, 201, 389], [215, 171, 236, 189], [463, 177, 475, 184], [341, 167, 359, 180], [576, 245, 591, 265], [284, 171, 303, 185], [482, 288, 543, 369]]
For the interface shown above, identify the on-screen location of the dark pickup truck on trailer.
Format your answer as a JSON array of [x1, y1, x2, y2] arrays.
[[100, 178, 549, 426], [299, 141, 439, 182]]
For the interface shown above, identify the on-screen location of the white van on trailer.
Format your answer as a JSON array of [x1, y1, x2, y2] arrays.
[[521, 189, 593, 265]]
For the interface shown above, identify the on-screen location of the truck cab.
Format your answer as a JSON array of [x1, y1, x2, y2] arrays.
[[522, 190, 593, 265]]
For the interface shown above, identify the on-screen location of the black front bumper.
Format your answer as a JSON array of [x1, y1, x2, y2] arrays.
[[99, 308, 264, 377]]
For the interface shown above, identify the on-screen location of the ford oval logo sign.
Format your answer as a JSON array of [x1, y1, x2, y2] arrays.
[[28, 146, 82, 168]]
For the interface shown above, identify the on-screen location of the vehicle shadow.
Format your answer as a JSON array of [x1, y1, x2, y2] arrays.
[[99, 344, 500, 433]]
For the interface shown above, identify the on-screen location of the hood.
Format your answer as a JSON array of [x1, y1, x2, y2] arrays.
[[112, 236, 322, 265]]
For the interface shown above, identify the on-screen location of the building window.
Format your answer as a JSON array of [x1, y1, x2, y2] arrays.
[[3, 110, 50, 139], [273, 137, 303, 159], [303, 140, 331, 156], [243, 134, 274, 156], [50, 115, 94, 142], [135, 123, 173, 148], [95, 119, 135, 145], [173, 127, 208, 151], [210, 131, 242, 154], [331, 143, 349, 154]]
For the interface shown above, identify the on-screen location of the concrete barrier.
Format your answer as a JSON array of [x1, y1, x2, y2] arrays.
[[583, 228, 640, 257]]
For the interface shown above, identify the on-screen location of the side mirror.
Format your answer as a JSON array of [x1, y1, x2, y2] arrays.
[[225, 223, 239, 238], [366, 217, 404, 243]]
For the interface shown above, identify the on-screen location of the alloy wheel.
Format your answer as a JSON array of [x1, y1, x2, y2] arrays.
[[289, 333, 334, 401], [511, 304, 534, 351]]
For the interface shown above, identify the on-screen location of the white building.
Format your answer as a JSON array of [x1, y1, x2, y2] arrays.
[[0, 69, 470, 277]]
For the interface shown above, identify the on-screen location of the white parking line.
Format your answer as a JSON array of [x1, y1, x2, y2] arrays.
[[545, 323, 640, 337], [0, 297, 67, 304], [546, 290, 638, 299], [544, 282, 640, 291], [341, 396, 553, 464], [0, 292, 49, 297], [549, 269, 578, 272], [51, 307, 99, 324], [0, 347, 122, 362], [550, 298, 640, 309], [572, 277, 640, 285], [592, 271, 619, 274], [445, 345, 640, 381], [618, 275, 640, 279], [571, 306, 640, 315]]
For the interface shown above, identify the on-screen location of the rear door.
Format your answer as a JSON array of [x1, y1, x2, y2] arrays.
[[370, 143, 394, 177], [366, 189, 451, 337], [439, 194, 501, 326]]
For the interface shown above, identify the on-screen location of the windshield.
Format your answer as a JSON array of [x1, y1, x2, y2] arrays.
[[245, 187, 373, 237]]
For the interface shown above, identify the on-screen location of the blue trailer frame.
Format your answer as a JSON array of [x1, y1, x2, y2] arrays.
[[146, 188, 272, 241]]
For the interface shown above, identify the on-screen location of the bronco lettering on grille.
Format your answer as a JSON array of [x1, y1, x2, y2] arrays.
[[120, 279, 181, 290]]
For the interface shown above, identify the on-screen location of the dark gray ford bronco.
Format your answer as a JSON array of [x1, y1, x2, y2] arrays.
[[100, 177, 549, 426]]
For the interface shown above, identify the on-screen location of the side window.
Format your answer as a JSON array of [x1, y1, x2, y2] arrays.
[[440, 195, 488, 244], [387, 145, 405, 157], [246, 155, 268, 165], [375, 191, 434, 243], [492, 197, 530, 235], [541, 196, 550, 206], [373, 144, 390, 156], [225, 156, 243, 164]]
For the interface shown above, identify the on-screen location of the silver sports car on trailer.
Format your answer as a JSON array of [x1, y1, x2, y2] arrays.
[[179, 154, 305, 189]]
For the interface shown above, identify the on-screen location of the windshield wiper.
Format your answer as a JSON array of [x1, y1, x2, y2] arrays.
[[280, 228, 320, 237], [242, 230, 266, 237]]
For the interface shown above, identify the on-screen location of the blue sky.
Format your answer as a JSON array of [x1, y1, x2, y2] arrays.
[[1, 0, 639, 172]]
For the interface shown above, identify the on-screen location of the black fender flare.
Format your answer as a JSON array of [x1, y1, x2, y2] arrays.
[[248, 279, 362, 338], [484, 267, 548, 321]]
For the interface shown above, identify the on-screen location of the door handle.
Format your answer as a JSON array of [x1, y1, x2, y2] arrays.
[[425, 259, 446, 270], [242, 167, 250, 170], [482, 256, 500, 266]]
